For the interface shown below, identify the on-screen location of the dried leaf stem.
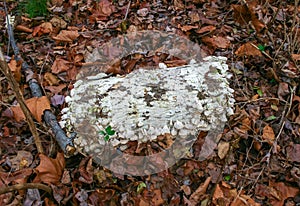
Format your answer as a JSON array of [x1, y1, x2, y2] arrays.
[[0, 183, 52, 195], [0, 48, 44, 154]]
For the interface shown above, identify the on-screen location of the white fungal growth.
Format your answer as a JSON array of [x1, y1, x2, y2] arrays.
[[61, 56, 235, 152]]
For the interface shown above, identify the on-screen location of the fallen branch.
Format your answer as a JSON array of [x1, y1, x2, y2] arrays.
[[0, 48, 44, 154], [4, 1, 75, 154], [0, 183, 52, 195]]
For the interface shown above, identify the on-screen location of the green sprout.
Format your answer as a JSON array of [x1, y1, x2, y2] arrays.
[[257, 44, 265, 51], [137, 182, 147, 194], [253, 86, 263, 97], [99, 126, 115, 142], [224, 175, 231, 181]]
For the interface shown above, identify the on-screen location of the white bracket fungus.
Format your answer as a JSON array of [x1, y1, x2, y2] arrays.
[[61, 56, 234, 152]]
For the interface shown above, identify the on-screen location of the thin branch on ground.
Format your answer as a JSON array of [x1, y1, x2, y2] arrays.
[[3, 0, 75, 154], [0, 48, 44, 154]]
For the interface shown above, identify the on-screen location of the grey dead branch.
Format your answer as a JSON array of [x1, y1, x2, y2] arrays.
[[61, 56, 235, 175]]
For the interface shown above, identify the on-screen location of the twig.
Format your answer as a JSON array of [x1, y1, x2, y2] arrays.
[[3, 0, 75, 154], [124, 1, 131, 21], [249, 42, 273, 60], [0, 183, 52, 195], [0, 48, 44, 154]]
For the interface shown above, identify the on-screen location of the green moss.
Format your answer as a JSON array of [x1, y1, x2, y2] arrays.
[[19, 0, 48, 18]]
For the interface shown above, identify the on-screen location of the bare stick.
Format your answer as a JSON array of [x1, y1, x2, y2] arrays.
[[0, 48, 44, 154], [3, 0, 75, 154], [0, 183, 52, 195]]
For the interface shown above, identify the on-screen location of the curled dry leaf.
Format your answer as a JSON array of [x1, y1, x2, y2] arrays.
[[15, 25, 33, 33], [50, 16, 67, 29], [10, 96, 51, 122], [51, 58, 71, 74], [34, 153, 65, 185], [52, 30, 79, 42], [33, 22, 53, 37], [235, 42, 262, 56]]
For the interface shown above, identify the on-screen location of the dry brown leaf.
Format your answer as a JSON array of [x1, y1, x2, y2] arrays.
[[286, 143, 300, 163], [269, 182, 299, 206], [44, 72, 60, 86], [52, 30, 79, 42], [178, 24, 198, 32], [45, 84, 66, 94], [8, 57, 22, 82], [50, 16, 67, 29], [34, 153, 65, 185], [262, 125, 275, 145], [202, 36, 230, 49], [196, 25, 216, 34], [190, 176, 212, 204], [292, 54, 300, 61], [33, 22, 53, 37], [152, 189, 164, 206], [231, 194, 261, 206], [232, 4, 264, 32], [51, 58, 71, 74], [235, 42, 262, 56], [0, 168, 33, 185], [217, 141, 230, 159], [277, 82, 290, 100], [15, 25, 33, 33], [89, 0, 116, 22], [10, 96, 51, 122]]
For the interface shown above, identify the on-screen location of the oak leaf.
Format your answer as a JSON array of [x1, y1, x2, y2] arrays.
[[34, 153, 65, 185]]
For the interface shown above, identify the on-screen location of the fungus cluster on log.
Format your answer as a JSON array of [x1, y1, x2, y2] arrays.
[[61, 56, 235, 161]]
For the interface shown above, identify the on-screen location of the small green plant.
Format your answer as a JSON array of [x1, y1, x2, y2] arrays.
[[253, 86, 263, 97], [137, 182, 147, 194], [224, 175, 231, 181], [257, 44, 265, 51], [19, 0, 48, 18], [99, 126, 115, 142]]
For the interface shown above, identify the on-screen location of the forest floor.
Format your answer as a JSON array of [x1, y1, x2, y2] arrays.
[[0, 0, 300, 205]]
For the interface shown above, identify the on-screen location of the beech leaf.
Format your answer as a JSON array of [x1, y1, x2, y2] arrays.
[[10, 96, 51, 122]]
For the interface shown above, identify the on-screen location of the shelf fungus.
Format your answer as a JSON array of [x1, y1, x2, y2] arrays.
[[61, 56, 235, 175]]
